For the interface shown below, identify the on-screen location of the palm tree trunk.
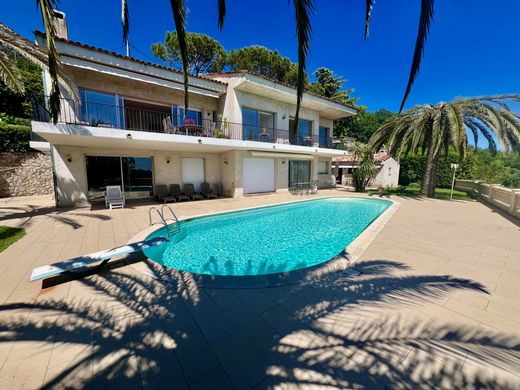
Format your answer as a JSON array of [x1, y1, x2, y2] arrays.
[[428, 154, 440, 197], [420, 145, 440, 197]]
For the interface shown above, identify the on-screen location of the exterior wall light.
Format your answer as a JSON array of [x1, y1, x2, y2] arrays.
[[282, 160, 286, 164], [126, 133, 132, 139], [166, 157, 171, 164], [66, 154, 72, 163], [282, 114, 287, 120], [223, 159, 229, 165], [198, 139, 202, 144]]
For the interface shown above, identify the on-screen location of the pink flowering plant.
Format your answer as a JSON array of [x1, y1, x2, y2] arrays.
[[184, 118, 196, 125]]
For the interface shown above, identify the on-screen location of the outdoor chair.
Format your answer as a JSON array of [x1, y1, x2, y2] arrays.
[[156, 184, 176, 203], [170, 184, 190, 202], [184, 183, 203, 200], [310, 180, 319, 194], [105, 185, 125, 209], [201, 182, 217, 199], [163, 116, 175, 134]]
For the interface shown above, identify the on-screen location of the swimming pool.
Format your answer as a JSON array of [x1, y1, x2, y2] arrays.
[[144, 198, 391, 276]]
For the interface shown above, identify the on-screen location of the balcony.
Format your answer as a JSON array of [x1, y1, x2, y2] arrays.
[[32, 96, 338, 149]]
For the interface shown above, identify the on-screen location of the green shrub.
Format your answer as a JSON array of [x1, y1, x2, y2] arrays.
[[0, 122, 30, 152]]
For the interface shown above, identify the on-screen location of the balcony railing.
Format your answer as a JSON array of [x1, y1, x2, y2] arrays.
[[32, 96, 338, 149]]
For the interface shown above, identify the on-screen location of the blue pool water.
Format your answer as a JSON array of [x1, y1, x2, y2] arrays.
[[144, 198, 391, 276]]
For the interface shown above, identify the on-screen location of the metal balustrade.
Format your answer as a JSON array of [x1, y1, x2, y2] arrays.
[[32, 96, 338, 149]]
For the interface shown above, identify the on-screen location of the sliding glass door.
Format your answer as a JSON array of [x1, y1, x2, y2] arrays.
[[289, 118, 313, 145], [289, 161, 311, 187], [242, 107, 275, 141], [80, 89, 124, 128], [86, 156, 153, 201]]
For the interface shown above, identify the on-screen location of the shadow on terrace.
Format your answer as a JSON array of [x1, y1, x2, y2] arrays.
[[0, 259, 518, 388], [0, 204, 111, 229]]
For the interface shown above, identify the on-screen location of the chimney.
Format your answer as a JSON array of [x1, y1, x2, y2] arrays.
[[51, 10, 68, 40]]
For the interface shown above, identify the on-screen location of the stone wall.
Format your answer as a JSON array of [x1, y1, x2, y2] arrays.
[[0, 152, 54, 198]]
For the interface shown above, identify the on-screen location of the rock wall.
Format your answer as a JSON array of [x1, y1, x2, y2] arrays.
[[0, 152, 54, 198]]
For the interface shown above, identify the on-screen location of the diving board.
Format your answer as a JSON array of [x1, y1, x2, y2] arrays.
[[30, 236, 169, 281]]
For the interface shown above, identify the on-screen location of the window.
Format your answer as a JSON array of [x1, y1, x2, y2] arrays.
[[319, 126, 330, 148], [289, 161, 311, 187], [289, 118, 313, 145], [86, 156, 153, 201], [172, 106, 203, 126], [242, 107, 275, 141], [80, 89, 124, 128], [318, 161, 329, 174]]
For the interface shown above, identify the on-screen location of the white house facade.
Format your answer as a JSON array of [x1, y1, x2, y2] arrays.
[[30, 20, 356, 207]]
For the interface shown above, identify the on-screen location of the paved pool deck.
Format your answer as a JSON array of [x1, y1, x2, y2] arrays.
[[0, 190, 519, 389]]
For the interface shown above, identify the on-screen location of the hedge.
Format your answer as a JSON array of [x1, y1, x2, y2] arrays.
[[0, 122, 31, 152]]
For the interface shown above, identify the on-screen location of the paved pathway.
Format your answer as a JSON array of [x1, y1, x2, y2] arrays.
[[0, 191, 519, 389]]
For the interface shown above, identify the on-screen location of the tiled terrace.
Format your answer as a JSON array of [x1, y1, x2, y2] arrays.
[[0, 191, 519, 389]]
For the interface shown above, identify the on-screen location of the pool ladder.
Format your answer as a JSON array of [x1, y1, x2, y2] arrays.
[[149, 205, 182, 237]]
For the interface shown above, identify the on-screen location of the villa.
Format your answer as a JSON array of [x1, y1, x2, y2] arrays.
[[333, 149, 400, 188], [30, 14, 355, 207]]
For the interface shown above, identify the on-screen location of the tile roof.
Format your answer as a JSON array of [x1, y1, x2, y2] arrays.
[[33, 31, 228, 86], [203, 71, 358, 110], [333, 151, 391, 164]]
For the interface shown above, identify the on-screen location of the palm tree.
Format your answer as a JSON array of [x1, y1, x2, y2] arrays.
[[368, 95, 520, 197], [0, 22, 77, 121], [32, 0, 434, 131], [350, 142, 377, 192]]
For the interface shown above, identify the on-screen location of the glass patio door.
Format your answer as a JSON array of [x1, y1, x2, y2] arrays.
[[86, 156, 153, 201], [289, 160, 311, 187]]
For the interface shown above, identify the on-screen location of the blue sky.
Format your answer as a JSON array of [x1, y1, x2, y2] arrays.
[[3, 0, 520, 113]]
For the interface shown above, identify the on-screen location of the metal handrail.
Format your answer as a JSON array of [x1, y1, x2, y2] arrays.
[[149, 206, 181, 237], [160, 204, 181, 235], [31, 95, 339, 149], [148, 206, 158, 226]]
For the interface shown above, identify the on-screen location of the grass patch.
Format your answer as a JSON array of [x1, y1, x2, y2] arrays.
[[367, 186, 472, 201], [0, 226, 26, 253]]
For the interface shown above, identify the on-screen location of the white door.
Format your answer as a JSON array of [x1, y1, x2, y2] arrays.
[[182, 158, 204, 191], [243, 158, 275, 194]]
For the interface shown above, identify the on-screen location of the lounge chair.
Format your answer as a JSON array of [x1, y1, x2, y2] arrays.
[[184, 183, 203, 200], [170, 184, 189, 202], [201, 182, 217, 199], [105, 185, 125, 209], [156, 184, 176, 203]]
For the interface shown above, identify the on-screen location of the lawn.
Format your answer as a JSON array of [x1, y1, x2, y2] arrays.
[[367, 186, 472, 201], [0, 226, 26, 253]]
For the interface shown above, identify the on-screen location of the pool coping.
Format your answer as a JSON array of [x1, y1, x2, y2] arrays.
[[127, 195, 400, 289]]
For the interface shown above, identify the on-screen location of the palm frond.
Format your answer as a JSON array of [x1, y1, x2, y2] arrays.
[[37, 0, 61, 123], [217, 0, 226, 30], [121, 0, 129, 45], [364, 0, 374, 39], [463, 118, 479, 151], [292, 0, 315, 138], [0, 49, 25, 93], [169, 0, 189, 113], [0, 23, 77, 100], [399, 0, 435, 113]]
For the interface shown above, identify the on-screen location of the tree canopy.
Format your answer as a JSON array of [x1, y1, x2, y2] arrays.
[[335, 109, 395, 143], [0, 56, 43, 118], [227, 45, 305, 87], [307, 67, 358, 106], [151, 32, 227, 76]]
